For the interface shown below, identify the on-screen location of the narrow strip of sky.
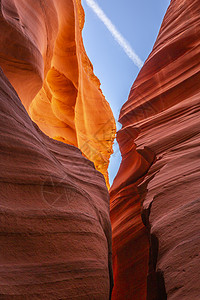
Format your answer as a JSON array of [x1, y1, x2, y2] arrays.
[[84, 0, 143, 69]]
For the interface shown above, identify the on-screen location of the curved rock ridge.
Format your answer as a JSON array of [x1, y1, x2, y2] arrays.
[[0, 0, 116, 188], [110, 0, 200, 299], [0, 67, 113, 299]]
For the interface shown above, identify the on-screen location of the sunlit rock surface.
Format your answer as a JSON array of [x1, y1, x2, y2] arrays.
[[0, 66, 113, 298], [110, 0, 200, 299], [0, 0, 115, 187]]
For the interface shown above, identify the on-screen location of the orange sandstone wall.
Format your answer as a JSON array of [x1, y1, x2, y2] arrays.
[[110, 0, 200, 299], [0, 0, 116, 187]]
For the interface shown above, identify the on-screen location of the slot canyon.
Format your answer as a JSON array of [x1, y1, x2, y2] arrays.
[[0, 0, 199, 299]]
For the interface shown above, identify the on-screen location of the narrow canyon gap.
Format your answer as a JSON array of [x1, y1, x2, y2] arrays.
[[0, 0, 200, 300]]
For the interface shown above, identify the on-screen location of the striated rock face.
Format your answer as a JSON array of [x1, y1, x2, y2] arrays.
[[110, 0, 200, 299], [0, 66, 113, 298], [0, 0, 115, 187]]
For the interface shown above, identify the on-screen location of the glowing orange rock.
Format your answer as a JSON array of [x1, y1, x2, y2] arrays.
[[110, 0, 200, 299], [0, 0, 115, 187]]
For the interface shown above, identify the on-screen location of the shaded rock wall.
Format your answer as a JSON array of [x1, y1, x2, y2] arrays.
[[0, 0, 115, 187], [110, 0, 200, 299], [0, 66, 113, 298]]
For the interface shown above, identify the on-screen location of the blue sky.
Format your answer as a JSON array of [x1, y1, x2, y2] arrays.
[[82, 0, 170, 185]]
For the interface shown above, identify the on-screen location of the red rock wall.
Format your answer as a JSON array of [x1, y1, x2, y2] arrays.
[[0, 67, 113, 298], [110, 0, 200, 299]]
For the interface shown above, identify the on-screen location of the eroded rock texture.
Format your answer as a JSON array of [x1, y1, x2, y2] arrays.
[[0, 66, 113, 298], [0, 0, 115, 187], [110, 0, 200, 299]]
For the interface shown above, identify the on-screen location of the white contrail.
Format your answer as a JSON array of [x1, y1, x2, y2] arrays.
[[84, 0, 143, 69]]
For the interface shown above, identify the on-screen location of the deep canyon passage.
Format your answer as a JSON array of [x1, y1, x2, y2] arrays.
[[0, 0, 200, 299]]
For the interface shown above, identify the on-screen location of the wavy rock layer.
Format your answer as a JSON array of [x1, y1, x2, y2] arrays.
[[0, 67, 113, 299], [0, 0, 115, 187], [110, 0, 200, 299]]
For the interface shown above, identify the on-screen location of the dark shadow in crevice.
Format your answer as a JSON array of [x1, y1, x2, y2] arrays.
[[147, 234, 167, 300], [138, 171, 167, 300]]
